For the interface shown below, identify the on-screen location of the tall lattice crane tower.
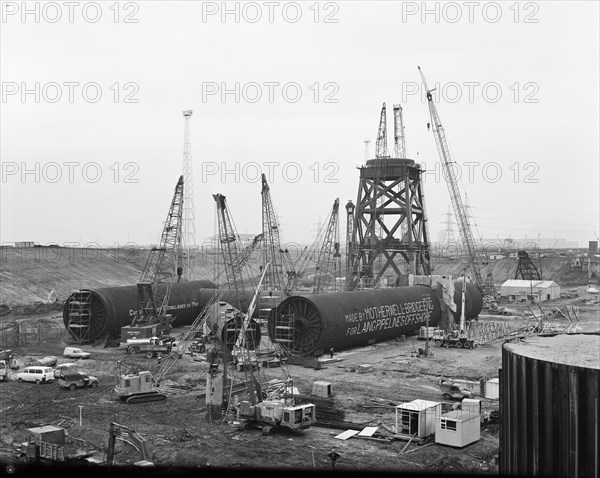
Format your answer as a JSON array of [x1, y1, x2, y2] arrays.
[[181, 109, 196, 281]]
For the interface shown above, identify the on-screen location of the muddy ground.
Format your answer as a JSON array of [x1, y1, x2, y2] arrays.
[[0, 286, 598, 476]]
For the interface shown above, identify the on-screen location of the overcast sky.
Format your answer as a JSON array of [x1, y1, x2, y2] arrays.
[[1, 0, 599, 250]]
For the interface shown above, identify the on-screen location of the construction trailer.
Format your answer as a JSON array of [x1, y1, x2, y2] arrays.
[[500, 280, 560, 302], [395, 399, 442, 438], [435, 410, 481, 448]]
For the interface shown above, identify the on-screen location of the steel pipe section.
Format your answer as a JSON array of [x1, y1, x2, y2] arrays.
[[63, 280, 216, 341], [197, 289, 262, 319], [204, 301, 262, 351], [500, 335, 599, 476], [268, 283, 482, 356], [452, 281, 484, 320]]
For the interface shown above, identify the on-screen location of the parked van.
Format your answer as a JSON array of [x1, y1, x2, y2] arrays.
[[54, 363, 78, 379], [63, 347, 91, 359], [16, 367, 54, 384]]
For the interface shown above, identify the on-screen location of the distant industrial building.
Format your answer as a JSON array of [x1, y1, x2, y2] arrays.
[[500, 280, 560, 302], [480, 236, 579, 250], [14, 241, 34, 248]]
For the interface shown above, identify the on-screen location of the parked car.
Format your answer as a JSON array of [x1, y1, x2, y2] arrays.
[[53, 363, 78, 379], [36, 356, 58, 367], [16, 366, 55, 384], [63, 347, 91, 359], [58, 372, 99, 391], [439, 379, 474, 400]]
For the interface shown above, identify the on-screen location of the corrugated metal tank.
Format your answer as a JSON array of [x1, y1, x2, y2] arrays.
[[63, 280, 216, 341], [500, 335, 599, 476], [267, 283, 482, 356]]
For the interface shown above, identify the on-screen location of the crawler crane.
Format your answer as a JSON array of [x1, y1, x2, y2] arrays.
[[114, 235, 264, 404], [120, 176, 184, 345], [418, 67, 495, 296]]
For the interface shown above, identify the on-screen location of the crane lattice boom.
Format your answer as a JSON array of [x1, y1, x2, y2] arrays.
[[393, 104, 407, 158], [132, 175, 184, 326], [418, 67, 487, 289], [313, 198, 342, 294], [261, 174, 296, 295], [375, 103, 389, 158], [213, 193, 250, 311], [153, 234, 263, 384]]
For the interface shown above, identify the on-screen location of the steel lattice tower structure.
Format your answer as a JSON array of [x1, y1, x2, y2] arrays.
[[441, 205, 457, 246], [347, 103, 431, 290], [181, 110, 196, 281]]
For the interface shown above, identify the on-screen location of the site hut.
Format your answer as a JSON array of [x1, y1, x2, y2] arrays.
[[395, 399, 442, 438], [435, 409, 481, 448], [312, 381, 333, 398], [500, 280, 561, 302], [481, 378, 499, 400]]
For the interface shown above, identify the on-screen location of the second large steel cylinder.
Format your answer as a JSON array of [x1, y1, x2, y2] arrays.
[[268, 283, 483, 356], [268, 286, 440, 356]]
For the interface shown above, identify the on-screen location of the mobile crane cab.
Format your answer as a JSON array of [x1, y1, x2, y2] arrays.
[[114, 363, 166, 404]]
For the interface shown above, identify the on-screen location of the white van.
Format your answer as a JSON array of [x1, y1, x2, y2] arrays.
[[16, 366, 55, 384], [63, 347, 91, 359]]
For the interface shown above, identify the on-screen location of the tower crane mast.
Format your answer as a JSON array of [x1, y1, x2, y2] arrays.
[[418, 67, 494, 294]]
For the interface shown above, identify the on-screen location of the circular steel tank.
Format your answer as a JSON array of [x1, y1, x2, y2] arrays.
[[268, 283, 482, 356], [63, 280, 216, 341], [500, 335, 600, 476]]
